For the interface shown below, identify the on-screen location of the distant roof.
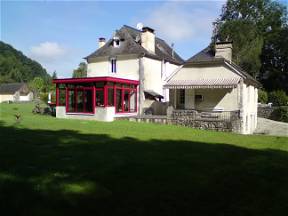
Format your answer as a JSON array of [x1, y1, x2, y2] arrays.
[[0, 83, 27, 94], [184, 46, 261, 87], [85, 25, 184, 65]]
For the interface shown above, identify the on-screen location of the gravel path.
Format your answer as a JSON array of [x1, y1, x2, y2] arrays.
[[254, 117, 288, 137]]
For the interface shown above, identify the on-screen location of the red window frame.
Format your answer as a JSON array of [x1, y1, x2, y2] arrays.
[[66, 87, 94, 114]]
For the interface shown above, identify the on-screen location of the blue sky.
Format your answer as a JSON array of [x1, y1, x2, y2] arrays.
[[2, 0, 226, 77]]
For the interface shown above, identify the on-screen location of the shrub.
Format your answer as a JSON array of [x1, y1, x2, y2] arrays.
[[40, 92, 49, 103], [268, 90, 288, 106], [270, 107, 288, 123], [258, 89, 268, 104]]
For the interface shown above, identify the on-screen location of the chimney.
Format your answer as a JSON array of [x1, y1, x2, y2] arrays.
[[215, 41, 233, 62], [98, 37, 106, 48], [141, 26, 155, 53]]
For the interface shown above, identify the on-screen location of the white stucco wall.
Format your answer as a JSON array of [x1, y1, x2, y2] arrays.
[[19, 92, 33, 102], [241, 83, 258, 134], [194, 88, 239, 111], [162, 62, 180, 102], [0, 94, 14, 103], [87, 55, 139, 80], [142, 57, 162, 94], [56, 106, 115, 122]]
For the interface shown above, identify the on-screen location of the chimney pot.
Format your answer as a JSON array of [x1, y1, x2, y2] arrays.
[[98, 37, 106, 48]]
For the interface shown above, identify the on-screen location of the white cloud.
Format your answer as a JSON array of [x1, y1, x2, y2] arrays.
[[30, 41, 66, 63], [143, 2, 221, 43]]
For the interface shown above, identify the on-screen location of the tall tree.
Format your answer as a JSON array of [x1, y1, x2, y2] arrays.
[[29, 77, 44, 97], [72, 62, 87, 78], [52, 71, 57, 79], [213, 0, 287, 92]]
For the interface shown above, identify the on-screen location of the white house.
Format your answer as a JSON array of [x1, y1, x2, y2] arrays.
[[0, 83, 33, 103], [53, 25, 183, 121], [164, 42, 260, 134]]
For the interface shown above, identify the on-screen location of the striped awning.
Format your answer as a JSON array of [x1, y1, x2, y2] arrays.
[[164, 78, 240, 89]]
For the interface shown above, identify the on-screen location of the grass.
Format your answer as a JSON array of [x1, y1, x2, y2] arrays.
[[0, 102, 288, 216]]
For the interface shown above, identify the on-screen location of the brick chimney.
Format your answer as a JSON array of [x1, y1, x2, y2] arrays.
[[141, 27, 155, 54], [215, 41, 233, 62], [98, 37, 106, 48]]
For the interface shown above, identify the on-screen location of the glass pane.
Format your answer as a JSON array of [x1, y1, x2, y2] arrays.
[[77, 90, 84, 112], [96, 90, 104, 107], [59, 88, 66, 105], [129, 90, 136, 112], [108, 88, 114, 106], [124, 90, 129, 112], [107, 82, 114, 87], [85, 90, 93, 113], [116, 89, 122, 112], [95, 82, 104, 88], [68, 89, 75, 112]]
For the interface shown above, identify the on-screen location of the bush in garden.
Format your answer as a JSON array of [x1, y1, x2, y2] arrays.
[[258, 89, 268, 104], [268, 90, 288, 106]]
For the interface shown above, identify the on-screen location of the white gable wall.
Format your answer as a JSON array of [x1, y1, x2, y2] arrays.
[[87, 55, 139, 80], [142, 57, 162, 94], [162, 62, 180, 101]]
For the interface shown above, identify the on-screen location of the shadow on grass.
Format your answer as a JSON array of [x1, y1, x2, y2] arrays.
[[0, 121, 288, 216]]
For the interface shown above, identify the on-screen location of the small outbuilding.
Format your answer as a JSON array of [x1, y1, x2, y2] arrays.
[[0, 83, 33, 103]]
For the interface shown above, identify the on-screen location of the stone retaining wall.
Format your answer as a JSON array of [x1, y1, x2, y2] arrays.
[[257, 106, 276, 119], [172, 110, 241, 132]]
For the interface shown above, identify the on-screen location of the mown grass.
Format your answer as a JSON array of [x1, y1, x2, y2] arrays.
[[0, 102, 288, 216]]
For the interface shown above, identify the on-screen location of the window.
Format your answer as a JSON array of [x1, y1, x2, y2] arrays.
[[68, 89, 76, 112], [116, 89, 122, 112], [107, 88, 114, 106], [96, 90, 104, 107], [195, 94, 204, 102], [67, 88, 93, 113], [58, 88, 66, 106], [179, 89, 185, 104], [111, 58, 117, 73]]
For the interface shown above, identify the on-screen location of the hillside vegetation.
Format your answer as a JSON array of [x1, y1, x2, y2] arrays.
[[0, 41, 50, 83]]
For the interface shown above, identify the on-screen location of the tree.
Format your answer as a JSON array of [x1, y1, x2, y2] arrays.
[[72, 62, 87, 78], [29, 77, 44, 97], [213, 0, 288, 91], [52, 71, 57, 79]]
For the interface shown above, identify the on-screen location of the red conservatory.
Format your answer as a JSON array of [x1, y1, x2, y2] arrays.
[[53, 77, 139, 121]]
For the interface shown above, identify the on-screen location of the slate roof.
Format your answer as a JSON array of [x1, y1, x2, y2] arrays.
[[85, 25, 184, 65], [0, 83, 27, 94], [184, 46, 261, 87]]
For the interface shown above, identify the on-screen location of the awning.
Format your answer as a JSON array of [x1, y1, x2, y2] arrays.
[[164, 78, 240, 89], [144, 90, 164, 99]]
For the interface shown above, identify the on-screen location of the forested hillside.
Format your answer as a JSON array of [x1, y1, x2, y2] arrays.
[[0, 41, 50, 83]]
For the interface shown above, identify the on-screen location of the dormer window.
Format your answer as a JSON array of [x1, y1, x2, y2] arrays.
[[110, 58, 117, 73], [113, 36, 120, 48]]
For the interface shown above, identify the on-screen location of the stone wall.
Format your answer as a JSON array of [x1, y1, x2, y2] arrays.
[[257, 106, 276, 119], [172, 110, 241, 132]]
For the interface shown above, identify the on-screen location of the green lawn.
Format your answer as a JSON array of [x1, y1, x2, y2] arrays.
[[0, 102, 288, 216]]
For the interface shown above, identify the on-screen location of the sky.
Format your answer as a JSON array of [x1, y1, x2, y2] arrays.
[[1, 0, 227, 77]]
